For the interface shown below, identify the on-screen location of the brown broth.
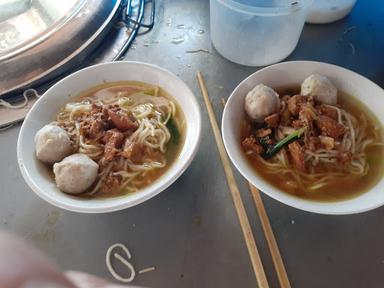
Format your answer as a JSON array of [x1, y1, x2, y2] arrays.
[[242, 86, 384, 202], [63, 81, 185, 198]]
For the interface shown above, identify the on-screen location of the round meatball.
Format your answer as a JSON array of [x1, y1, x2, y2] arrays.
[[244, 84, 280, 123], [35, 124, 72, 163], [301, 74, 338, 105], [53, 153, 99, 194]]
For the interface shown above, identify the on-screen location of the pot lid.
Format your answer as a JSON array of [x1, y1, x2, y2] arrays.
[[0, 0, 122, 97]]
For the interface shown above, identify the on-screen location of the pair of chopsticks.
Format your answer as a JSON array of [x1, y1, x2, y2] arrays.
[[197, 72, 291, 288]]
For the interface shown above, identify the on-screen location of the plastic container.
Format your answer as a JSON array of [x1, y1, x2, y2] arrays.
[[210, 0, 313, 67], [306, 0, 357, 24]]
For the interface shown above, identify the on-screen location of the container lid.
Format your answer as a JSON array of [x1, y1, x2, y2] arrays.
[[218, 0, 313, 16]]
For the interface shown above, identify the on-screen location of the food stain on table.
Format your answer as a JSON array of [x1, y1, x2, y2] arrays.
[[29, 210, 61, 243], [47, 210, 60, 225], [192, 215, 202, 227]]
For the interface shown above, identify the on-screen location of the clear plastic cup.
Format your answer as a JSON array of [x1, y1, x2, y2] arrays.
[[210, 0, 313, 66]]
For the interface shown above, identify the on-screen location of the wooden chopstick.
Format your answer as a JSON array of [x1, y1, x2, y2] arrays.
[[197, 72, 269, 288], [219, 97, 291, 288], [249, 184, 292, 288]]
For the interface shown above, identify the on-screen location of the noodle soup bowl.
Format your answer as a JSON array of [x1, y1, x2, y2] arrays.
[[18, 61, 201, 213], [222, 61, 384, 215]]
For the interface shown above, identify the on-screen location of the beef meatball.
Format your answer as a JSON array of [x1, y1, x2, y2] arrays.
[[301, 74, 338, 105], [244, 84, 280, 123], [35, 124, 72, 163], [53, 153, 99, 194]]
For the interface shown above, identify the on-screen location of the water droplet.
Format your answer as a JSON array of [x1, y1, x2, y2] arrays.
[[187, 64, 191, 68], [76, 9, 90, 18], [115, 21, 126, 28], [166, 17, 172, 27], [176, 56, 181, 59], [176, 24, 185, 29], [198, 29, 205, 34], [171, 35, 185, 44]]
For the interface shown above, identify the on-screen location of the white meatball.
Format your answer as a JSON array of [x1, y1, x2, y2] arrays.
[[35, 124, 72, 163], [301, 74, 338, 105], [53, 153, 99, 194], [244, 84, 280, 123]]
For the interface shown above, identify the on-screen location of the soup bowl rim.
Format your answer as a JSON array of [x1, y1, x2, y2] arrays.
[[222, 60, 384, 215], [17, 61, 202, 213]]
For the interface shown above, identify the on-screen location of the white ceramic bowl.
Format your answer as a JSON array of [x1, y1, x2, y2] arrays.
[[306, 0, 357, 24], [222, 61, 384, 215], [18, 61, 202, 213]]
